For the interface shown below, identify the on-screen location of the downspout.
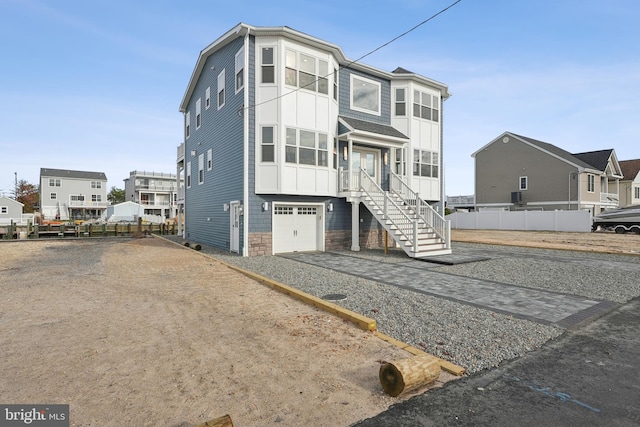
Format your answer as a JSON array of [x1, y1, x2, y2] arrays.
[[242, 28, 250, 256]]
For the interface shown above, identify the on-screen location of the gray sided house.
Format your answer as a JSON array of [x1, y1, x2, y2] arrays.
[[178, 23, 451, 257], [472, 132, 623, 213], [39, 168, 108, 221], [0, 196, 24, 224]]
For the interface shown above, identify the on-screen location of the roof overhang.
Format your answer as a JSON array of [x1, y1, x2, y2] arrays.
[[338, 117, 409, 147]]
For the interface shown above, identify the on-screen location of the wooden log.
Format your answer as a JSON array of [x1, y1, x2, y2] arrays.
[[193, 414, 233, 427], [379, 353, 441, 397]]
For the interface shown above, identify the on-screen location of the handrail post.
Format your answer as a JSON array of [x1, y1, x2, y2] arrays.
[[383, 191, 388, 220], [413, 220, 419, 253]]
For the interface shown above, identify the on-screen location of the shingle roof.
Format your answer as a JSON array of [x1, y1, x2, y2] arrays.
[[509, 133, 597, 170], [338, 116, 409, 140], [392, 67, 414, 74], [619, 159, 640, 180], [572, 149, 614, 171], [40, 168, 107, 180]]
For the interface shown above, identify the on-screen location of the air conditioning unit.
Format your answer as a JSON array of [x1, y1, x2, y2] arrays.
[[511, 191, 522, 203]]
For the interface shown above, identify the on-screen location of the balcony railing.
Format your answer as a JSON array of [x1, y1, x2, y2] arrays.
[[601, 192, 619, 204], [177, 143, 185, 160], [68, 200, 109, 208], [447, 195, 475, 206]]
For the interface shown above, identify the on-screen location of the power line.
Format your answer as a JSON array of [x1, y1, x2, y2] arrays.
[[247, 0, 463, 111]]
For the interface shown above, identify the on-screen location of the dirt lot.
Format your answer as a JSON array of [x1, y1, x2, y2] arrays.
[[0, 237, 447, 427], [452, 229, 640, 255]]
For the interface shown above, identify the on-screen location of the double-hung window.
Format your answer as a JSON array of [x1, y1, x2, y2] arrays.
[[205, 87, 211, 109], [196, 98, 202, 129], [235, 48, 244, 92], [198, 154, 204, 184], [185, 111, 191, 138], [186, 162, 191, 188], [1, 206, 7, 214], [49, 178, 61, 187], [350, 75, 380, 115], [207, 149, 212, 171], [261, 47, 275, 84], [217, 70, 225, 109], [587, 174, 595, 192], [50, 193, 57, 200], [261, 126, 275, 163], [395, 88, 406, 116], [92, 195, 102, 202], [634, 186, 640, 199]]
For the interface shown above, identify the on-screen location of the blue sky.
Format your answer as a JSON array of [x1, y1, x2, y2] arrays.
[[1, 0, 638, 197]]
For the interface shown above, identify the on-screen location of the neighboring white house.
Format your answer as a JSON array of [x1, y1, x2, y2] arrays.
[[39, 168, 109, 221], [123, 170, 181, 219], [104, 201, 145, 222]]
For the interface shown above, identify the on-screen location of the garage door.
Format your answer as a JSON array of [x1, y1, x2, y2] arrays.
[[273, 205, 321, 253]]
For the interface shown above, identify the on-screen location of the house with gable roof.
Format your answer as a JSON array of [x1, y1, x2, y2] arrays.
[[619, 159, 640, 207], [39, 168, 108, 221], [176, 23, 451, 257], [472, 132, 623, 213]]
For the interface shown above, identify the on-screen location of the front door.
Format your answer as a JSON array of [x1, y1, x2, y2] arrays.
[[230, 201, 240, 253], [352, 148, 380, 184]]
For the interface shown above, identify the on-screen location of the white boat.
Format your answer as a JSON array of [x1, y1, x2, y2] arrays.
[[592, 205, 640, 234]]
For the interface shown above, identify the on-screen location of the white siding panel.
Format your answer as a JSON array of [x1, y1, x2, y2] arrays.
[[316, 97, 329, 132], [316, 169, 330, 193], [298, 168, 316, 193], [258, 87, 279, 123], [282, 94, 297, 126], [297, 92, 316, 129], [282, 166, 298, 192], [256, 165, 278, 193]]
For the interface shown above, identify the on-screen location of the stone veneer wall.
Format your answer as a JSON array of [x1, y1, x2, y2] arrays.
[[359, 228, 385, 249], [325, 230, 351, 251], [248, 232, 272, 256]]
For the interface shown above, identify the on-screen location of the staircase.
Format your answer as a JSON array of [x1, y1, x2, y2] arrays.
[[360, 170, 451, 258]]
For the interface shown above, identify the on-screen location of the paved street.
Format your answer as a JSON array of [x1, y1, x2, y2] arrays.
[[354, 297, 640, 427]]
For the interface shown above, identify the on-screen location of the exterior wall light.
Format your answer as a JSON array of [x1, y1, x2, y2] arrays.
[[262, 202, 269, 211], [327, 202, 333, 212]]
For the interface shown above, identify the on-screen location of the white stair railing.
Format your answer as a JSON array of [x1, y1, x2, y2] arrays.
[[360, 169, 422, 254], [389, 172, 451, 249]]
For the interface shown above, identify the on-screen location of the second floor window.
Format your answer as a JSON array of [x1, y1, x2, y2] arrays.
[[91, 181, 102, 189], [186, 111, 191, 138], [207, 149, 213, 171], [413, 149, 439, 178], [186, 162, 191, 188], [587, 174, 595, 192], [205, 87, 211, 109], [635, 186, 640, 199], [50, 193, 57, 200], [261, 126, 275, 163], [70, 195, 85, 202], [92, 195, 102, 202], [198, 154, 204, 184], [285, 50, 329, 95], [49, 178, 61, 187], [285, 128, 328, 167]]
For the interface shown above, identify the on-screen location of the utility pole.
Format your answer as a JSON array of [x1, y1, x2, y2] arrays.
[[14, 172, 18, 199]]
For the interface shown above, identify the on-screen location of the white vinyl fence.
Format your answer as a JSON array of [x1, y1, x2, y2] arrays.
[[447, 210, 592, 232]]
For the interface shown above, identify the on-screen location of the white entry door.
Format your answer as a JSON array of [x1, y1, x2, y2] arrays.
[[230, 201, 240, 253], [352, 148, 379, 184], [273, 205, 321, 253]]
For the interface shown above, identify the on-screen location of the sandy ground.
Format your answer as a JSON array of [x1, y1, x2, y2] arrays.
[[452, 229, 640, 255], [0, 237, 451, 427]]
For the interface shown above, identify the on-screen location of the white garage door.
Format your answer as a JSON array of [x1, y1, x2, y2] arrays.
[[273, 205, 321, 253]]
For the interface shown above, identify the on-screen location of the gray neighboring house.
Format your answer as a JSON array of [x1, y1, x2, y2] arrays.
[[472, 132, 623, 213], [0, 196, 24, 224], [39, 168, 108, 221], [177, 23, 451, 257]]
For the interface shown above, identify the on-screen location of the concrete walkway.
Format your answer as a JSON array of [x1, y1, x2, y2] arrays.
[[281, 251, 617, 329]]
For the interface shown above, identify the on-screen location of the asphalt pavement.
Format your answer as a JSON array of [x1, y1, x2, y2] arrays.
[[354, 297, 640, 427]]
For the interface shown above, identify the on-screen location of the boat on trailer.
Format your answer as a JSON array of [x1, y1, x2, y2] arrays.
[[592, 205, 640, 234]]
